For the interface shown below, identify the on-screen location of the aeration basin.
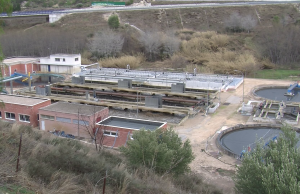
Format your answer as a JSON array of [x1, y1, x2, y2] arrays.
[[217, 124, 300, 158], [254, 86, 300, 102]]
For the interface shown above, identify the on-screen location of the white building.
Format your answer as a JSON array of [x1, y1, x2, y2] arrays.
[[40, 54, 81, 74]]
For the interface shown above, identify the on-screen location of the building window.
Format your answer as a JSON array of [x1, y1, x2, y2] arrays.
[[19, 114, 30, 122], [55, 58, 60, 62], [104, 131, 118, 137], [5, 112, 15, 120], [75, 58, 78, 61], [63, 58, 65, 62], [56, 116, 71, 123], [40, 114, 54, 120], [130, 134, 134, 140], [73, 119, 89, 126], [0, 111, 2, 118]]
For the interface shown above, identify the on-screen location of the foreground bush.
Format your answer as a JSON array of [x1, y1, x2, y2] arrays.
[[0, 122, 220, 194], [120, 128, 195, 176]]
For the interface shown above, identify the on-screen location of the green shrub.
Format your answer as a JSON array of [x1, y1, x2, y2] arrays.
[[125, 0, 133, 6], [58, 1, 65, 6], [173, 173, 222, 194], [76, 3, 83, 8], [120, 128, 195, 176], [108, 14, 120, 29], [27, 159, 55, 183]]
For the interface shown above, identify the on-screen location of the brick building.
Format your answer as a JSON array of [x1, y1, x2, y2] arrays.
[[0, 94, 51, 127], [38, 102, 109, 138], [96, 116, 167, 148]]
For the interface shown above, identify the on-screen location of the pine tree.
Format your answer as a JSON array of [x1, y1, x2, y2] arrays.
[[234, 126, 300, 194]]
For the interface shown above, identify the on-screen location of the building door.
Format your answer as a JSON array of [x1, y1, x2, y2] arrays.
[[41, 121, 45, 130]]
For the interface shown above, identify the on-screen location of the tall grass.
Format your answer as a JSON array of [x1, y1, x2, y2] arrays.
[[99, 54, 145, 69], [178, 30, 260, 75]]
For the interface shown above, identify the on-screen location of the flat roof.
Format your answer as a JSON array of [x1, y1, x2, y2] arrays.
[[50, 54, 80, 57], [0, 94, 50, 106], [2, 57, 39, 66], [97, 116, 166, 131], [40, 102, 107, 116]]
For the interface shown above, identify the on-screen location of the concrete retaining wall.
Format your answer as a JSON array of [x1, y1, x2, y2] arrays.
[[208, 103, 219, 114], [49, 13, 67, 23]]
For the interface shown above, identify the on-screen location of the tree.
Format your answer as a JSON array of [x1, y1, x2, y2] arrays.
[[77, 105, 106, 151], [224, 12, 242, 32], [259, 25, 300, 66], [241, 15, 257, 33], [234, 125, 300, 194], [224, 12, 257, 33], [108, 14, 120, 29], [89, 30, 124, 58], [0, 0, 12, 93], [162, 31, 181, 57], [0, 29, 86, 57], [139, 30, 162, 61], [120, 128, 195, 176], [0, 0, 12, 15]]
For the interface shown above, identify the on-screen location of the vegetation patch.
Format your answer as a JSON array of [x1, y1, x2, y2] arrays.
[[0, 121, 220, 194], [254, 69, 300, 80]]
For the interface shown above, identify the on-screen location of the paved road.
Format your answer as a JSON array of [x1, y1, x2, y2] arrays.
[[58, 1, 300, 13], [1, 1, 299, 17]]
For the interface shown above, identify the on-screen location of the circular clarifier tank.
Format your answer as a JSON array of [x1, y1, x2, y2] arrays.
[[254, 86, 300, 102], [217, 125, 300, 157]]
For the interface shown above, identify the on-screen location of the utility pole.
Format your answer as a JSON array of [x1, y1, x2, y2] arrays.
[[78, 109, 80, 137], [234, 70, 244, 103], [16, 133, 22, 172], [136, 91, 138, 118], [102, 170, 107, 194]]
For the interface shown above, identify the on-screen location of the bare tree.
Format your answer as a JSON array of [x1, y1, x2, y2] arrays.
[[241, 15, 257, 33], [89, 30, 124, 58], [259, 25, 300, 67], [224, 12, 257, 33], [139, 30, 162, 61], [162, 31, 181, 57], [78, 105, 106, 151], [224, 12, 242, 32], [0, 28, 86, 57]]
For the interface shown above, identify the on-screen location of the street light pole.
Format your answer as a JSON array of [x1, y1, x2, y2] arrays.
[[234, 70, 244, 103]]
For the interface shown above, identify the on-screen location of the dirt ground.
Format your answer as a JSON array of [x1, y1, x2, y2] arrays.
[[175, 78, 293, 194]]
